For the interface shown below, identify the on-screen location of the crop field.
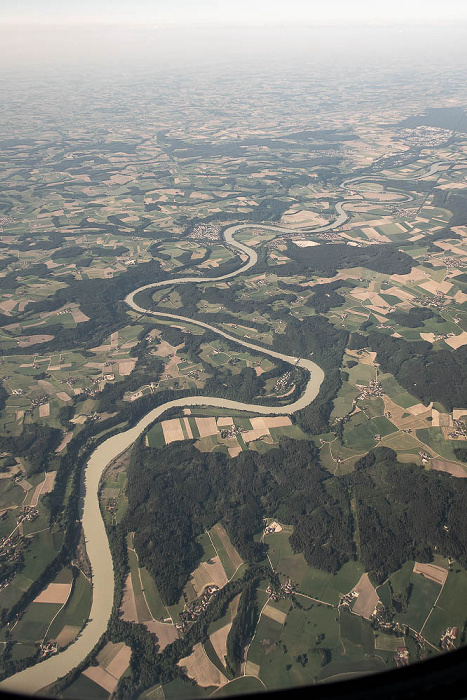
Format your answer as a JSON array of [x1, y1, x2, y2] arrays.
[[394, 572, 442, 632], [46, 572, 92, 643], [12, 602, 62, 643], [422, 566, 467, 646], [208, 524, 243, 580]]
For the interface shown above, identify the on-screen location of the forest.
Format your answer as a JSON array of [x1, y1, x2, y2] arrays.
[[125, 440, 467, 606], [284, 241, 414, 277], [368, 332, 467, 410]]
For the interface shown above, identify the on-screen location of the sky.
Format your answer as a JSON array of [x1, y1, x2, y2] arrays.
[[2, 0, 467, 26]]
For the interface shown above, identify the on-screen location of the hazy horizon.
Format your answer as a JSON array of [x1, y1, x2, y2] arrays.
[[2, 0, 467, 26]]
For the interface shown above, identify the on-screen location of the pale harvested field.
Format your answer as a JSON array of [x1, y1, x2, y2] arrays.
[[212, 524, 243, 571], [195, 417, 218, 438], [294, 240, 320, 247], [0, 300, 17, 313], [39, 404, 50, 418], [183, 417, 193, 439], [228, 445, 242, 458], [210, 624, 231, 665], [431, 409, 452, 428], [350, 289, 372, 302], [110, 332, 119, 347], [358, 351, 377, 367], [419, 280, 453, 295], [430, 459, 467, 479], [445, 332, 467, 349], [434, 241, 467, 258], [217, 417, 234, 427], [97, 641, 126, 668], [262, 604, 287, 625], [18, 335, 54, 348], [209, 594, 241, 665], [420, 332, 437, 343], [54, 625, 80, 648], [413, 562, 448, 585], [106, 645, 132, 679], [282, 209, 329, 227], [263, 416, 292, 428], [161, 418, 185, 444], [384, 286, 415, 301], [178, 643, 228, 688], [243, 428, 270, 443], [71, 308, 90, 323], [18, 480, 32, 492], [118, 359, 137, 376], [383, 395, 432, 432], [352, 573, 380, 619], [455, 290, 467, 304], [56, 432, 73, 453], [120, 573, 138, 622], [57, 392, 72, 402], [144, 620, 178, 650], [408, 403, 432, 416], [249, 417, 268, 432], [30, 481, 45, 508], [191, 555, 228, 596], [34, 582, 72, 605], [83, 666, 119, 694], [361, 227, 391, 242], [453, 410, 467, 421]]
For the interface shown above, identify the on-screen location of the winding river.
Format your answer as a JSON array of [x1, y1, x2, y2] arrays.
[[0, 162, 444, 694]]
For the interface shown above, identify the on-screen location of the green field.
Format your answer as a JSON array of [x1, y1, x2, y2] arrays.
[[213, 676, 266, 697], [12, 602, 62, 643], [140, 567, 170, 621], [423, 567, 467, 646], [61, 673, 109, 700], [395, 572, 441, 632]]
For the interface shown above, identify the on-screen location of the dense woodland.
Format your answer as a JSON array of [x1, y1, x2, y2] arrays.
[[284, 241, 414, 277], [126, 441, 467, 608], [368, 332, 467, 410]]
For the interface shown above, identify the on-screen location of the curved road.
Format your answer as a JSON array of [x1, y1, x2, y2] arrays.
[[0, 163, 441, 693]]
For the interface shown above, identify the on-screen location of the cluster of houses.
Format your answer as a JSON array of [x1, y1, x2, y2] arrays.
[[449, 419, 467, 440], [274, 372, 292, 394], [316, 232, 342, 241], [339, 589, 359, 609], [188, 223, 221, 242], [0, 507, 38, 569], [413, 292, 448, 311], [394, 646, 410, 666], [266, 579, 296, 602], [220, 424, 243, 440], [440, 627, 458, 651], [396, 126, 451, 147], [30, 394, 48, 409], [443, 256, 466, 269], [105, 497, 119, 515], [40, 641, 58, 658], [176, 585, 220, 632], [357, 379, 383, 402]]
